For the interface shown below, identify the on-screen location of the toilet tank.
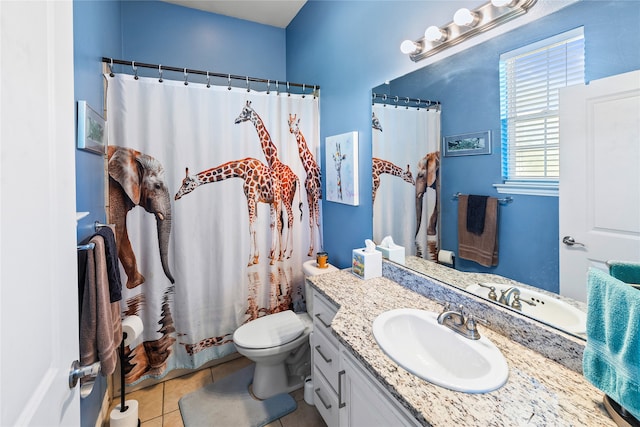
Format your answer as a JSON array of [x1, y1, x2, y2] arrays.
[[303, 259, 338, 316]]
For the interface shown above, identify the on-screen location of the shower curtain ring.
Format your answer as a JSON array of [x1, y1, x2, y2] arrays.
[[275, 80, 280, 95], [109, 58, 114, 77], [183, 68, 189, 86], [206, 71, 211, 88], [266, 80, 271, 94], [313, 85, 317, 99], [246, 76, 250, 92], [158, 65, 163, 83], [405, 97, 410, 109], [394, 96, 399, 108], [416, 98, 421, 110], [382, 94, 387, 107], [287, 82, 291, 97], [302, 84, 306, 98], [228, 74, 231, 90], [132, 61, 138, 80]]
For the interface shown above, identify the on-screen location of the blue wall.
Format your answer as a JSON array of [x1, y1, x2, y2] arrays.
[[120, 1, 287, 82], [287, 0, 640, 292], [74, 1, 122, 426]]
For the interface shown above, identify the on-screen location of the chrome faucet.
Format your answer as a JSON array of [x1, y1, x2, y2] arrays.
[[498, 287, 520, 307], [437, 303, 490, 340]]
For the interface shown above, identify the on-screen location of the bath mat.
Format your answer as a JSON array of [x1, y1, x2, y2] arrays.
[[179, 364, 297, 427]]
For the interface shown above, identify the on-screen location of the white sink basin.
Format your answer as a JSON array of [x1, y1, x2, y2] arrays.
[[466, 283, 587, 335], [372, 308, 508, 393]]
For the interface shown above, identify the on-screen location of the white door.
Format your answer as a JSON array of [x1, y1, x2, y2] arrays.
[[1, 1, 80, 425], [559, 70, 640, 302]]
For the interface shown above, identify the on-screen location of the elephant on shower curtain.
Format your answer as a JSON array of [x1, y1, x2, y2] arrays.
[[107, 145, 175, 289]]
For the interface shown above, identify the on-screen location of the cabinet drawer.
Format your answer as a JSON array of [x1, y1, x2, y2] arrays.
[[313, 291, 338, 330], [313, 366, 339, 427], [311, 327, 340, 392]]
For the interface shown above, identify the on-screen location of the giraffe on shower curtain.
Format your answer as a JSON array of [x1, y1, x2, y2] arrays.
[[106, 73, 321, 385], [372, 102, 441, 261]]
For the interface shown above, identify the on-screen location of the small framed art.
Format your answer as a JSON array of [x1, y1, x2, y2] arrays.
[[77, 100, 107, 155], [325, 131, 359, 206], [443, 131, 491, 157]]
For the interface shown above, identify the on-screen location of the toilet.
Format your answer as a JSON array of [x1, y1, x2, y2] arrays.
[[233, 259, 338, 399]]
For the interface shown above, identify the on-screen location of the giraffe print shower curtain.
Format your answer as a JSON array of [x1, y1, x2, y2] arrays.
[[372, 103, 441, 260], [106, 73, 321, 384]]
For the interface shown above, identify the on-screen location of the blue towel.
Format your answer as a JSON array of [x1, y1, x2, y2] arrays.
[[583, 268, 640, 419], [609, 260, 640, 285]]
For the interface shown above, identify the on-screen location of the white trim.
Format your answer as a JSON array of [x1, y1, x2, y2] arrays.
[[500, 26, 584, 60], [493, 181, 558, 197]]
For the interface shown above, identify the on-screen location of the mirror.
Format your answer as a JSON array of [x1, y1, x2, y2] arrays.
[[370, 14, 593, 340]]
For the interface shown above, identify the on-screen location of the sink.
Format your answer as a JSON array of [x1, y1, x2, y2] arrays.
[[372, 308, 508, 393], [466, 283, 587, 335]]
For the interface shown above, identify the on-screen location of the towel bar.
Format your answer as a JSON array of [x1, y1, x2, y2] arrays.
[[94, 221, 115, 231], [452, 192, 513, 205]]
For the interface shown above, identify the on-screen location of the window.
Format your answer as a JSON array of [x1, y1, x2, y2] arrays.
[[496, 28, 584, 196]]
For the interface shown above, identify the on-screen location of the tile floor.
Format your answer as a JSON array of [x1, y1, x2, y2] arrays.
[[107, 356, 327, 427]]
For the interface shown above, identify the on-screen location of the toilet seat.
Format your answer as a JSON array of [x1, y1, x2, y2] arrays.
[[233, 310, 305, 349]]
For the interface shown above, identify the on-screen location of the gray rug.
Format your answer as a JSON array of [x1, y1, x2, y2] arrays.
[[179, 364, 297, 427]]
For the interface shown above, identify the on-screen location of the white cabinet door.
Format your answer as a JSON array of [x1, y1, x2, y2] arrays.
[[0, 1, 79, 425], [339, 352, 417, 427], [559, 70, 640, 302]]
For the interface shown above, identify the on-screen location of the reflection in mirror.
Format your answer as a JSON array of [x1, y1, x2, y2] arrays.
[[371, 95, 441, 261]]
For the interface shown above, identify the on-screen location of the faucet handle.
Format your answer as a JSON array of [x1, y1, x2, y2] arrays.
[[464, 314, 490, 340]]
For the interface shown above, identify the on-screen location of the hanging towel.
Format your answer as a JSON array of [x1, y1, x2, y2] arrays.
[[608, 261, 640, 287], [466, 195, 488, 235], [79, 235, 122, 378], [583, 268, 640, 420], [95, 226, 122, 303], [457, 194, 498, 267]]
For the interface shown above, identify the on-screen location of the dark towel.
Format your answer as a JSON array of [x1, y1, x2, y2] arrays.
[[458, 195, 499, 267], [96, 226, 122, 303], [466, 195, 488, 235]]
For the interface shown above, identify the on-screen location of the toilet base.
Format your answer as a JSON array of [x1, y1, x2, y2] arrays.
[[252, 362, 305, 400]]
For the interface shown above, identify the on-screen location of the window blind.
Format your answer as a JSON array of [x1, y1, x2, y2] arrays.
[[500, 28, 585, 182]]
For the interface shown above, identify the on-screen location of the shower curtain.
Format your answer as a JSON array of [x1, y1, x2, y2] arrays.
[[106, 73, 321, 384], [372, 103, 440, 260]]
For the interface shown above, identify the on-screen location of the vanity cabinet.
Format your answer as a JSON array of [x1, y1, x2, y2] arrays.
[[310, 289, 418, 427]]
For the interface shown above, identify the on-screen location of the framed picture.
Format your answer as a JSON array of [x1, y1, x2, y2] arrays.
[[325, 131, 359, 206], [443, 131, 491, 157], [77, 100, 107, 155]]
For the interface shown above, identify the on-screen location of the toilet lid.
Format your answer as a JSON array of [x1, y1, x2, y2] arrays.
[[233, 310, 305, 349]]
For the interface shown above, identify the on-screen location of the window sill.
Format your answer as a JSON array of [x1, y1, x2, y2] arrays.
[[493, 181, 558, 197]]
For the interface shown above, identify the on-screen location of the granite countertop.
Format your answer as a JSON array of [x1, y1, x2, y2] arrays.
[[308, 270, 613, 427]]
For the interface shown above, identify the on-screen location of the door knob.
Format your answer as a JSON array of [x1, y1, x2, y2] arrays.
[[562, 236, 585, 247], [69, 360, 100, 389]]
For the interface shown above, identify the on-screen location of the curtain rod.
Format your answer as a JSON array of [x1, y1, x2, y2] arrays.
[[372, 92, 440, 109], [102, 57, 319, 93]]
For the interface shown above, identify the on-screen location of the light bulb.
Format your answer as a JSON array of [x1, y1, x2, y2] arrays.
[[400, 40, 419, 55], [491, 0, 517, 7], [453, 8, 479, 27], [424, 26, 447, 42]]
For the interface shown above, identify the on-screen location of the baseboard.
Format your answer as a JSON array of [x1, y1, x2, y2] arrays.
[[95, 385, 111, 427]]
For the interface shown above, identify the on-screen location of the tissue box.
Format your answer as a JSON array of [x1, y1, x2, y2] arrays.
[[376, 245, 405, 265], [352, 248, 382, 280]]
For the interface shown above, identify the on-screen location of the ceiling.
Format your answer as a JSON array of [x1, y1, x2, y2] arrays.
[[161, 0, 307, 28]]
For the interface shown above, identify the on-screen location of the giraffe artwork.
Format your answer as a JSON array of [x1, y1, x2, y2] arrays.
[[332, 142, 347, 200], [372, 158, 415, 203], [288, 114, 322, 256], [174, 157, 283, 267], [235, 101, 302, 260]]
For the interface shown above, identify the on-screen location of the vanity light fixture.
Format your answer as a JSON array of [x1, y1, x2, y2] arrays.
[[453, 8, 479, 27], [424, 26, 448, 43], [402, 0, 537, 62], [400, 39, 422, 55]]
